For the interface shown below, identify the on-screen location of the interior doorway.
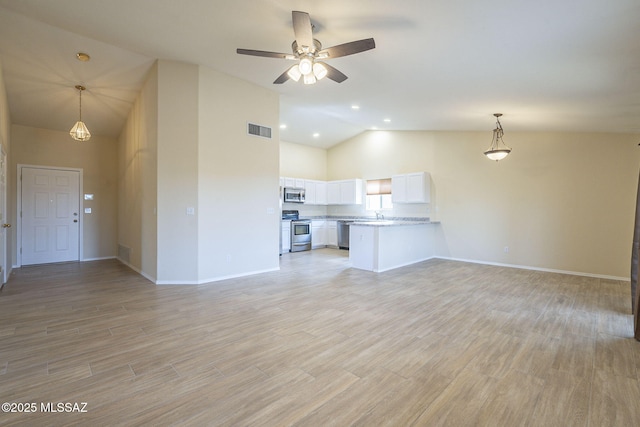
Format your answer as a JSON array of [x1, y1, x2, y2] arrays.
[[18, 165, 82, 266]]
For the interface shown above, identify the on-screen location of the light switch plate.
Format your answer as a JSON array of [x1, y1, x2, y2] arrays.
[[84, 208, 92, 214], [84, 194, 94, 200]]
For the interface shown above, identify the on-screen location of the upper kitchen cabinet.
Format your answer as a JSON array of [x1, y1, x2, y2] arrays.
[[327, 179, 363, 205], [281, 177, 305, 188], [392, 172, 431, 203], [280, 176, 363, 205], [304, 180, 327, 205]]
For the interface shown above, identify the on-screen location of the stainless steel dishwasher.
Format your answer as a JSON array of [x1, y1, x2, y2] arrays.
[[337, 220, 351, 250]]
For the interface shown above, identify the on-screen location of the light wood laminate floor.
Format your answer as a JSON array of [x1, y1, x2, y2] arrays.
[[0, 249, 639, 426]]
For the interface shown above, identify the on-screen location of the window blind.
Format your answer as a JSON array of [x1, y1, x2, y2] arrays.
[[366, 178, 392, 195]]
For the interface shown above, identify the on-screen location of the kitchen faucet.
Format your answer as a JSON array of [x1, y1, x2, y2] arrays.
[[375, 211, 384, 220]]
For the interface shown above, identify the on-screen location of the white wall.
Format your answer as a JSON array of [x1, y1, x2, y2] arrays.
[[197, 66, 280, 281], [279, 141, 329, 218], [0, 59, 9, 153], [11, 125, 118, 262], [118, 60, 280, 284], [0, 59, 13, 274], [326, 130, 639, 278], [156, 61, 200, 283], [118, 63, 158, 280], [280, 140, 327, 180]]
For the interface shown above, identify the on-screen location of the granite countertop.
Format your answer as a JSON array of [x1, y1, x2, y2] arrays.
[[299, 215, 439, 225], [349, 220, 434, 227]]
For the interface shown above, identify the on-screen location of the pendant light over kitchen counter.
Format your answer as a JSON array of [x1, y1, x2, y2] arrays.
[[70, 85, 91, 141], [484, 113, 511, 161]]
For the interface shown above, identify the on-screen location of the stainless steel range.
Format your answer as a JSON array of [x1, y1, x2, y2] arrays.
[[282, 210, 311, 252]]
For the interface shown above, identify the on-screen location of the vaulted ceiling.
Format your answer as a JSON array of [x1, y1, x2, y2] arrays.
[[0, 0, 639, 148]]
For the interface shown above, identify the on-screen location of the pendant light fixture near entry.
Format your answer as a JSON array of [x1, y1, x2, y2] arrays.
[[484, 113, 511, 161], [70, 85, 91, 141]]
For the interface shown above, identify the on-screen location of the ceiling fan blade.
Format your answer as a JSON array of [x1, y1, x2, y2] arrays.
[[273, 68, 291, 84], [236, 48, 295, 59], [320, 62, 348, 83], [319, 38, 376, 59], [292, 11, 314, 50]]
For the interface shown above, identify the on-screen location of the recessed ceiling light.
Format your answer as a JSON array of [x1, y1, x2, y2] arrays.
[[351, 105, 360, 110], [383, 118, 391, 123], [76, 52, 90, 62], [313, 133, 320, 138], [280, 124, 287, 129]]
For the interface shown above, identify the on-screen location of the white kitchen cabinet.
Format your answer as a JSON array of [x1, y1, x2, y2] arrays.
[[281, 177, 305, 188], [304, 180, 327, 205], [327, 179, 363, 205], [305, 180, 316, 204], [327, 181, 340, 204], [326, 220, 337, 247], [315, 181, 327, 205], [349, 222, 433, 272], [281, 220, 291, 252], [282, 177, 295, 188], [311, 220, 337, 249], [311, 220, 326, 248], [392, 172, 430, 203], [391, 175, 407, 203], [341, 179, 363, 205]]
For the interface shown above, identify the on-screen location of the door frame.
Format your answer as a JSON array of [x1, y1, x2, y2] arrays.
[[17, 164, 84, 267], [0, 146, 7, 284]]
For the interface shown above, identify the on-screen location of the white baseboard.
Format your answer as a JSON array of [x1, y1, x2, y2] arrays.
[[115, 257, 280, 285], [116, 257, 156, 283], [157, 266, 281, 285], [432, 256, 629, 282], [373, 256, 433, 273], [82, 256, 117, 262]]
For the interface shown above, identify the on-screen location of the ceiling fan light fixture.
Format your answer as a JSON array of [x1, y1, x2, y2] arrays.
[[287, 65, 302, 82], [70, 85, 91, 141], [236, 11, 375, 85], [298, 57, 313, 75], [313, 62, 327, 80], [484, 113, 511, 161], [303, 73, 317, 85]]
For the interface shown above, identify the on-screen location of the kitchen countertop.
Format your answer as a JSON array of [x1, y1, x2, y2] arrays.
[[349, 220, 435, 226], [300, 216, 439, 225]]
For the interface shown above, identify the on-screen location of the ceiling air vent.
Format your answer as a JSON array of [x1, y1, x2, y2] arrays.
[[247, 122, 272, 139]]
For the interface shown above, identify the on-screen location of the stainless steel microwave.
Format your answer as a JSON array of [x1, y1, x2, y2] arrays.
[[283, 187, 305, 203]]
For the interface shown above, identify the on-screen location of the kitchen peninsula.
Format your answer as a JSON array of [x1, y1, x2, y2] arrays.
[[349, 220, 437, 272]]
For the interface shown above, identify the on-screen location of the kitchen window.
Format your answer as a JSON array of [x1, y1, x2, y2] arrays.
[[366, 178, 393, 211]]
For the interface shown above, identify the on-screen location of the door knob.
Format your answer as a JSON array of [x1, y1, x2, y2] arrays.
[[2, 224, 10, 228], [73, 220, 78, 223]]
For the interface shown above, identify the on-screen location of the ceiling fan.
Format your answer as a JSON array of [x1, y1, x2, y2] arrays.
[[237, 11, 376, 85]]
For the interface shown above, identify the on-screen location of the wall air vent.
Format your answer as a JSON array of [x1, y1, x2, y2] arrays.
[[247, 122, 272, 139]]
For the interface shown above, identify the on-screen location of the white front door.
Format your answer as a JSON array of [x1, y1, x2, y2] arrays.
[[21, 167, 80, 265]]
